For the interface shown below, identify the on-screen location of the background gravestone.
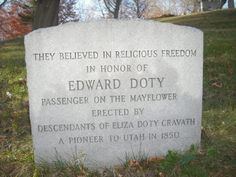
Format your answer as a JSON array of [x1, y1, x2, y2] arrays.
[[25, 20, 203, 168]]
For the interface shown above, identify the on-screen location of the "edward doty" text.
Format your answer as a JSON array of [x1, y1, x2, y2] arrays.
[[68, 77, 165, 91]]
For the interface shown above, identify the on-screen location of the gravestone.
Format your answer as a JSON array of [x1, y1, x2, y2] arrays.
[[25, 20, 203, 168]]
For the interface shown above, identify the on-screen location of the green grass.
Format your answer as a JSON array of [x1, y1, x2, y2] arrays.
[[160, 9, 236, 109], [0, 39, 30, 137], [0, 9, 236, 176]]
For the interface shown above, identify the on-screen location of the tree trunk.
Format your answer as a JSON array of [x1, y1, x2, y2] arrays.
[[193, 1, 199, 13], [228, 0, 235, 8], [33, 0, 60, 30], [103, 0, 122, 19], [220, 0, 227, 8], [113, 0, 122, 19], [135, 0, 141, 18]]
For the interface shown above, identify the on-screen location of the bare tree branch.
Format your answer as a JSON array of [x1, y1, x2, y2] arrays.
[[104, 0, 113, 13], [103, 0, 122, 18], [0, 0, 8, 8], [98, 0, 106, 18]]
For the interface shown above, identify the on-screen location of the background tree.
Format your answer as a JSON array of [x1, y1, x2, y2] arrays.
[[59, 0, 78, 24], [179, 0, 200, 14], [141, 0, 161, 18], [25, 0, 78, 29], [220, 0, 227, 8], [103, 0, 122, 18], [0, 0, 79, 40], [0, 0, 31, 40], [33, 0, 60, 29], [122, 0, 148, 18], [97, 0, 106, 18], [0, 0, 7, 7], [228, 0, 235, 8], [133, 0, 148, 18]]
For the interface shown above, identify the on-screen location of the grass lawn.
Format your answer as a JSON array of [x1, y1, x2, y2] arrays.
[[0, 9, 236, 177]]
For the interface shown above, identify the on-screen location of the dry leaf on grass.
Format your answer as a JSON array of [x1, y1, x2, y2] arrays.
[[211, 81, 223, 88], [228, 68, 234, 75], [147, 156, 165, 163], [128, 160, 140, 168]]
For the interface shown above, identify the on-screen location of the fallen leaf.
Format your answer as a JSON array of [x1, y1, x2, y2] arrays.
[[159, 172, 165, 177], [228, 68, 234, 75], [0, 135, 6, 143], [128, 160, 140, 167], [211, 81, 222, 88], [147, 156, 165, 163]]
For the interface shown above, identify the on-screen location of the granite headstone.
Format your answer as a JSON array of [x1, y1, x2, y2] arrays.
[[25, 20, 203, 168]]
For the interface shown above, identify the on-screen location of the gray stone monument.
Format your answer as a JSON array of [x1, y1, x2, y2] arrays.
[[25, 20, 203, 168]]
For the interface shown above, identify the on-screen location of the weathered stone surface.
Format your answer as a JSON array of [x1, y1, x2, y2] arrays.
[[25, 20, 203, 168]]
